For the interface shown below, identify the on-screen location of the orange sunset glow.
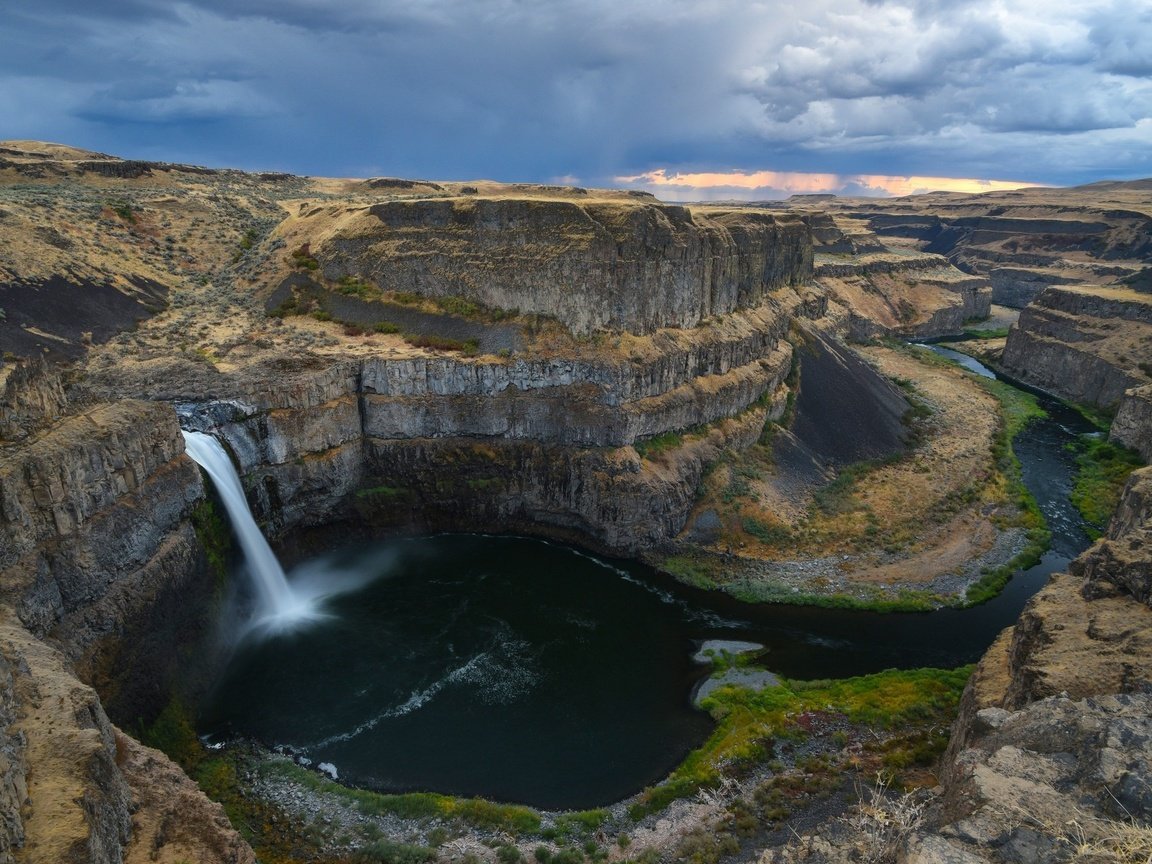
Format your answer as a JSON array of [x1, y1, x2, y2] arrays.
[[617, 168, 1046, 198]]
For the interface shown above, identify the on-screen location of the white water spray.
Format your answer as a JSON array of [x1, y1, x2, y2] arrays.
[[181, 429, 325, 632]]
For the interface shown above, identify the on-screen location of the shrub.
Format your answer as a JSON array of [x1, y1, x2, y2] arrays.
[[140, 698, 202, 771], [290, 244, 320, 270], [403, 333, 479, 354], [634, 431, 683, 459], [353, 840, 437, 864]]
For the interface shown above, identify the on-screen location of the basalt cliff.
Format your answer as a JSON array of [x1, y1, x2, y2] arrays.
[[1, 143, 1151, 863]]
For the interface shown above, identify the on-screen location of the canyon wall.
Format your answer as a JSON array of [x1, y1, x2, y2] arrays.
[[3, 148, 1151, 863], [200, 302, 801, 552], [278, 199, 813, 335], [1000, 285, 1152, 409], [1112, 385, 1152, 462], [0, 611, 253, 864], [815, 255, 991, 340]]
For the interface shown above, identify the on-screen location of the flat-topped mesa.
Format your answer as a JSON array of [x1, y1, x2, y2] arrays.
[[280, 197, 813, 335]]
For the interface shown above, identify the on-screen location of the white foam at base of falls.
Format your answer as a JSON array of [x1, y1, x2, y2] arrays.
[[182, 429, 326, 634]]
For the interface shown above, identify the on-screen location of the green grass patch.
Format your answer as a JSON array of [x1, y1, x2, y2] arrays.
[[352, 839, 438, 864], [290, 244, 320, 270], [553, 809, 610, 837], [960, 327, 1010, 340], [727, 580, 942, 612], [189, 498, 231, 588], [403, 333, 480, 354], [976, 377, 1047, 440], [107, 199, 139, 223], [356, 483, 409, 499], [337, 274, 383, 301], [629, 666, 971, 819], [265, 760, 542, 835], [634, 430, 684, 459], [659, 554, 722, 589], [1070, 437, 1143, 538], [811, 456, 900, 517], [741, 516, 793, 546], [140, 697, 203, 772]]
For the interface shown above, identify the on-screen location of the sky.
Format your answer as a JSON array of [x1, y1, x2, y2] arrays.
[[3, 0, 1150, 199]]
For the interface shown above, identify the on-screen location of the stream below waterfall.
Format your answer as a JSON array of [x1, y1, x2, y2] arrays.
[[196, 349, 1097, 810]]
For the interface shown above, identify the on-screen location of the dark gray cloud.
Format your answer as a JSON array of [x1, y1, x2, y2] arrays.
[[0, 0, 1148, 189]]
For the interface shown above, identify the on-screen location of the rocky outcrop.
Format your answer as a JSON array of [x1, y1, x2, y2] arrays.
[[1112, 385, 1152, 463], [813, 251, 991, 340], [931, 467, 1152, 859], [766, 466, 1152, 864], [278, 200, 813, 335], [1000, 285, 1151, 409], [0, 401, 203, 650], [0, 611, 131, 864], [0, 612, 254, 864], [988, 265, 1080, 309], [1075, 466, 1152, 606], [922, 691, 1152, 864], [0, 649, 27, 862], [118, 735, 255, 864], [0, 360, 68, 443]]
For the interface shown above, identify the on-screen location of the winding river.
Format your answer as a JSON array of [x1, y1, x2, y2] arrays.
[[198, 348, 1096, 809]]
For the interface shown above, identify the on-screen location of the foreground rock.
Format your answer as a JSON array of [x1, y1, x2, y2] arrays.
[[0, 611, 254, 864]]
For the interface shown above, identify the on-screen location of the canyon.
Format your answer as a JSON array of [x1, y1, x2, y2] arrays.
[[1, 141, 1150, 863]]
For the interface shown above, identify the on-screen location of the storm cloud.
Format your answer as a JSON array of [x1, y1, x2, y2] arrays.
[[2, 0, 1149, 193]]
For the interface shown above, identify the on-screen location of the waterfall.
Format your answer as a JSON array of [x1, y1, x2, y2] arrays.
[[182, 429, 323, 631]]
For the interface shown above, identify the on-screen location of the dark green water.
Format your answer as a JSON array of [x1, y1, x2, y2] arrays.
[[200, 352, 1096, 809], [202, 536, 718, 808]]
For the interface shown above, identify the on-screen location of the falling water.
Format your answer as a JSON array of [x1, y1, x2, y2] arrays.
[[181, 429, 324, 631]]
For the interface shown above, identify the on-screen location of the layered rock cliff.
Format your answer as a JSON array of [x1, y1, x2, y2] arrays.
[[172, 300, 801, 552], [272, 199, 813, 335], [828, 181, 1152, 298], [774, 211, 993, 340], [1112, 385, 1152, 462], [1000, 285, 1152, 409], [0, 611, 253, 864]]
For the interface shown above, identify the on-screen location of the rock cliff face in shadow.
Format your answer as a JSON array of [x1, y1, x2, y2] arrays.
[[1112, 385, 1152, 462]]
